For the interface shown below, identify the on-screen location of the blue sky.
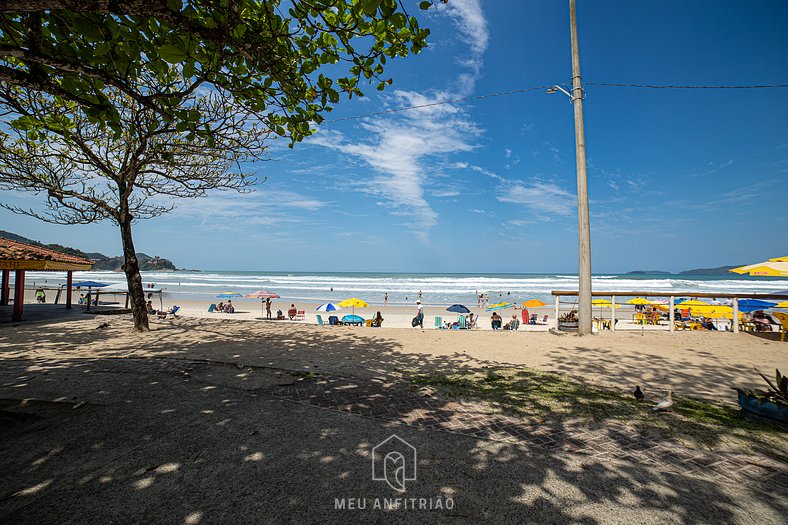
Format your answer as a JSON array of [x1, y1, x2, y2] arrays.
[[2, 0, 787, 273]]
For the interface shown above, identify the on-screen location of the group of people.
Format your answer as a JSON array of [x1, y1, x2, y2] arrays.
[[215, 300, 235, 313], [490, 313, 520, 330]]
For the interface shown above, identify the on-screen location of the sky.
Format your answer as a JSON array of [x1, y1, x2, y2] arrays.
[[1, 0, 787, 274]]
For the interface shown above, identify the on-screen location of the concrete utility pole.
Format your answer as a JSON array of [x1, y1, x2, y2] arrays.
[[569, 0, 592, 335]]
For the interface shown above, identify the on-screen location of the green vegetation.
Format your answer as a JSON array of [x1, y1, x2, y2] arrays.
[[407, 367, 787, 456]]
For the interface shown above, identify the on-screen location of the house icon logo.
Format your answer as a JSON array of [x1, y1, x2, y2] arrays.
[[371, 434, 417, 492]]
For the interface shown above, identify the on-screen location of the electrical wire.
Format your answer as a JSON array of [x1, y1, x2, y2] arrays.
[[322, 84, 559, 123], [321, 81, 788, 124]]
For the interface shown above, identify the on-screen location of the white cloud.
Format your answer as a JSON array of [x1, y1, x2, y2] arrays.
[[310, 1, 489, 242], [504, 148, 512, 158], [497, 181, 576, 217]]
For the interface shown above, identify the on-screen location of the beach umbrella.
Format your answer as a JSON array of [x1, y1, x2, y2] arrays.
[[244, 290, 280, 318], [737, 299, 777, 313], [446, 304, 471, 314], [341, 314, 364, 325], [522, 299, 546, 308], [316, 303, 342, 312], [245, 290, 280, 299], [486, 301, 512, 311], [591, 299, 621, 308], [72, 281, 109, 288], [730, 256, 788, 277], [676, 300, 708, 307], [339, 297, 368, 316], [627, 297, 651, 305], [774, 301, 788, 308], [217, 291, 243, 298]]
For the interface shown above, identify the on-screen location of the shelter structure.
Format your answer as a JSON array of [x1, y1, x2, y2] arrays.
[[0, 238, 93, 321]]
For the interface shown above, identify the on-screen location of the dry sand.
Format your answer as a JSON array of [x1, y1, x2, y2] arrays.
[[2, 312, 785, 401]]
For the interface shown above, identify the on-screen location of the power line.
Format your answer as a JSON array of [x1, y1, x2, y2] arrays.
[[321, 81, 788, 124], [586, 82, 788, 90], [322, 84, 557, 123]]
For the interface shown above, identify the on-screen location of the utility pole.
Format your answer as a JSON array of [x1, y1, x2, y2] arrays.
[[569, 0, 592, 335]]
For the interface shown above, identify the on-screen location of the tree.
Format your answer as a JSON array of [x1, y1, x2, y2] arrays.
[[0, 1, 433, 331], [0, 81, 265, 330], [0, 1, 430, 141]]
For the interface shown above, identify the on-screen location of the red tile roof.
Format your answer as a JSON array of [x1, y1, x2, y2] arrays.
[[0, 238, 93, 268]]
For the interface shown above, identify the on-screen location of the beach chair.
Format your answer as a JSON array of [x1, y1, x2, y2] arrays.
[[316, 314, 324, 326], [434, 316, 443, 328], [774, 312, 788, 342], [457, 315, 467, 329], [541, 315, 548, 325], [157, 306, 180, 319], [207, 303, 217, 313], [365, 319, 373, 327], [296, 310, 305, 321]]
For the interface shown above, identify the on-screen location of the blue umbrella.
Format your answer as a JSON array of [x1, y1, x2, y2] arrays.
[[341, 314, 364, 325], [72, 281, 109, 288], [738, 299, 776, 313], [446, 304, 471, 314], [316, 303, 342, 312]]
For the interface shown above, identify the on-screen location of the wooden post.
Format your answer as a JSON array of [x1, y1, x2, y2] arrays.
[[669, 296, 675, 333], [66, 271, 73, 309], [611, 295, 616, 332], [554, 295, 560, 328], [732, 298, 739, 334], [0, 269, 9, 305], [12, 270, 25, 321]]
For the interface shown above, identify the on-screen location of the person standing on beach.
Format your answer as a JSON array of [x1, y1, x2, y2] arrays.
[[415, 300, 424, 328], [418, 290, 422, 301], [265, 298, 272, 319], [384, 293, 388, 305]]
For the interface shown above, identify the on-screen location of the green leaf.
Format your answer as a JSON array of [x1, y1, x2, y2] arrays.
[[159, 43, 187, 64]]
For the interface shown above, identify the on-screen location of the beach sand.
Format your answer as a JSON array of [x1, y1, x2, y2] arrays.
[[2, 311, 784, 401]]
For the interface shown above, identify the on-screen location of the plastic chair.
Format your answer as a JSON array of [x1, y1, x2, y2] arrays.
[[296, 310, 305, 321], [457, 315, 467, 329], [316, 314, 324, 326], [434, 316, 442, 328], [207, 303, 217, 313], [774, 312, 788, 342]]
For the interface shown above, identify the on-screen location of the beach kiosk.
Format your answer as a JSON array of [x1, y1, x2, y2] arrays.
[[0, 238, 93, 321]]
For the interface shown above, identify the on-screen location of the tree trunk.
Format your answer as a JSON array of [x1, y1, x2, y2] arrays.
[[119, 216, 149, 331]]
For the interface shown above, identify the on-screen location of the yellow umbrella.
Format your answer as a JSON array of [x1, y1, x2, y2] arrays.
[[592, 299, 621, 308], [730, 256, 788, 277], [338, 297, 368, 308], [677, 300, 708, 307], [338, 297, 369, 318], [627, 297, 651, 305], [522, 299, 546, 308]]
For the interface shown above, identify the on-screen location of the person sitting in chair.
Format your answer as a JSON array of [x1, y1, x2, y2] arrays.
[[468, 313, 477, 330], [146, 300, 156, 314], [509, 315, 520, 330], [288, 304, 297, 320], [224, 300, 235, 313], [216, 301, 224, 313], [372, 311, 384, 327], [277, 309, 285, 320]]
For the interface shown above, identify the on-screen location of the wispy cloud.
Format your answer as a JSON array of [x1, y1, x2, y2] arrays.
[[498, 181, 576, 217], [310, 0, 489, 242]]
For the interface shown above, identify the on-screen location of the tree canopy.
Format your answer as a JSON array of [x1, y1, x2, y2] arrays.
[[0, 0, 431, 141]]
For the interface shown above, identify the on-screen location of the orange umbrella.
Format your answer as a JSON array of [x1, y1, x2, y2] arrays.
[[522, 299, 546, 308]]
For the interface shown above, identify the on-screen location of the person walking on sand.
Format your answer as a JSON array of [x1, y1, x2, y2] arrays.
[[265, 298, 272, 319], [384, 293, 388, 305], [415, 300, 424, 328]]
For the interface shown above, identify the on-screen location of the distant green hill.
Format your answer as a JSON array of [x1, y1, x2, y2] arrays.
[[0, 230, 177, 271], [625, 270, 671, 275], [678, 265, 743, 276]]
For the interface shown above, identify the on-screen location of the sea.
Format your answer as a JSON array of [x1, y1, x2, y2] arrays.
[[26, 270, 788, 307]]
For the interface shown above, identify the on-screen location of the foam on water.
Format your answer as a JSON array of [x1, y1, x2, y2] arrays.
[[25, 270, 788, 307]]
